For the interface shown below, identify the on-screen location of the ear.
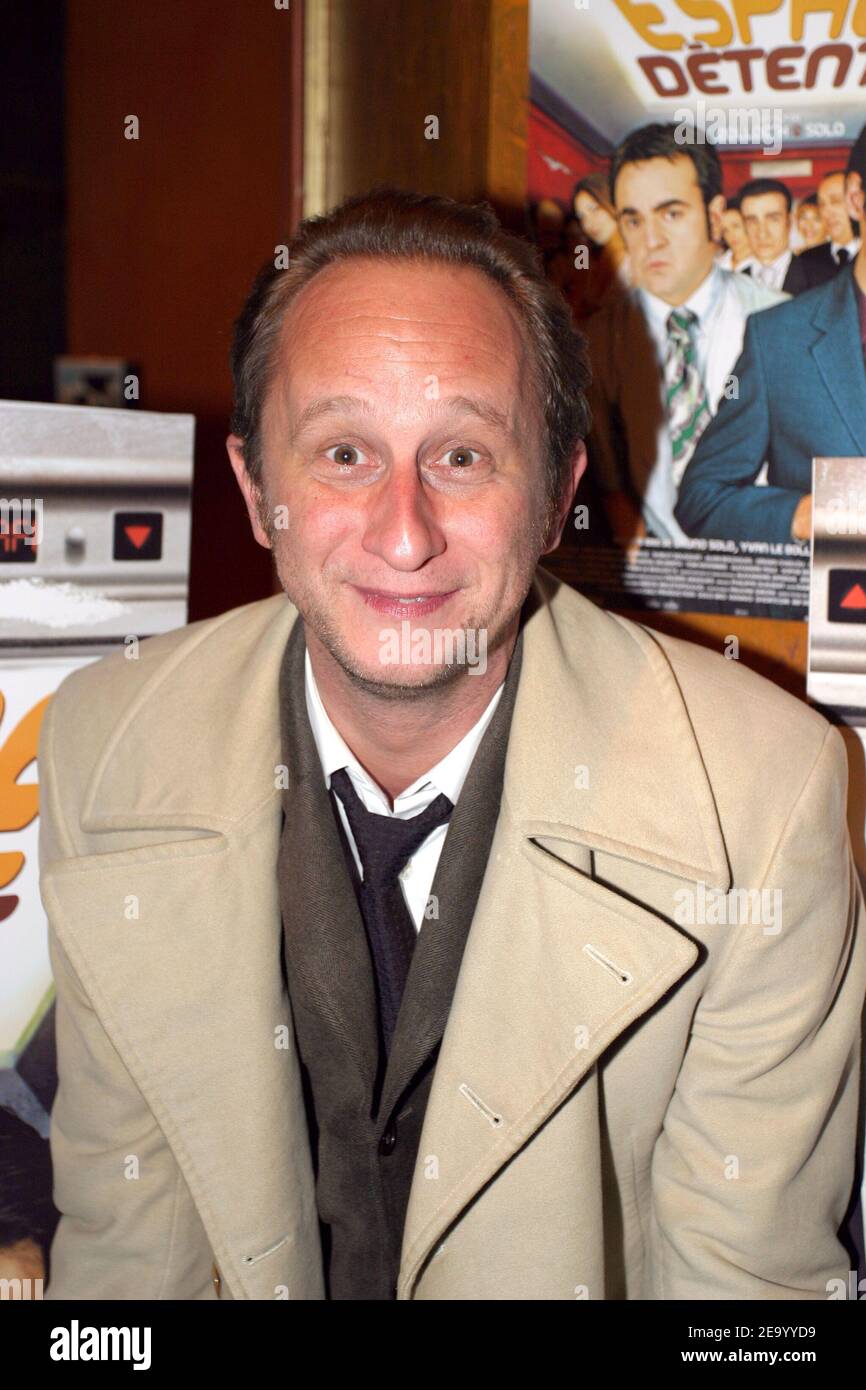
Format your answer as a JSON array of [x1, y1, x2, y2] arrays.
[[226, 435, 271, 550], [708, 193, 726, 243], [845, 171, 864, 226], [541, 441, 588, 555]]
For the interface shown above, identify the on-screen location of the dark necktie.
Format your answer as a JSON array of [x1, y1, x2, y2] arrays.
[[329, 767, 454, 1055], [835, 246, 850, 266]]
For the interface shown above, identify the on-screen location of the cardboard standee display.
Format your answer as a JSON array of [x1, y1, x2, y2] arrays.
[[0, 400, 193, 1294]]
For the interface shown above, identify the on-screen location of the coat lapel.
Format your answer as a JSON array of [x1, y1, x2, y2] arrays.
[[809, 268, 866, 453], [41, 569, 730, 1301], [397, 821, 702, 1296]]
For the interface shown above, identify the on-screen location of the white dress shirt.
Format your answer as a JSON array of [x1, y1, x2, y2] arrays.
[[750, 247, 792, 291], [304, 648, 505, 931], [831, 236, 861, 265], [718, 249, 757, 275]]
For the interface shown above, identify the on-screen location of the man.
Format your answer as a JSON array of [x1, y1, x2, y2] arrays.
[[738, 177, 799, 292], [583, 123, 786, 545], [676, 126, 866, 544], [785, 171, 861, 294], [38, 189, 865, 1301]]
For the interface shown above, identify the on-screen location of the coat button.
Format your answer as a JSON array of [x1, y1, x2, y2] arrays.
[[378, 1118, 397, 1155], [211, 1262, 222, 1298]]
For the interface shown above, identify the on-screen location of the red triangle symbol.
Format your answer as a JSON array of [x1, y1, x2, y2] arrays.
[[124, 524, 152, 550], [841, 582, 866, 609]]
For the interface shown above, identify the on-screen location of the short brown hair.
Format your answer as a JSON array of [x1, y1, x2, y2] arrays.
[[229, 186, 591, 524]]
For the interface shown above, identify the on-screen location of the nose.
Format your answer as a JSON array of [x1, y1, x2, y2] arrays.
[[645, 216, 667, 251], [361, 459, 446, 571]]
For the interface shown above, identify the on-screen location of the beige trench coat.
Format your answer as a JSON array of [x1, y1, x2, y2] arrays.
[[38, 566, 866, 1300]]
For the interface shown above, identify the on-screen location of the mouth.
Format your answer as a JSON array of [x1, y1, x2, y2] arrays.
[[352, 585, 458, 618]]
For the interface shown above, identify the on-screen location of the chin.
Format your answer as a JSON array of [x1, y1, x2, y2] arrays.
[[647, 276, 673, 297], [330, 611, 501, 693], [340, 652, 469, 699]]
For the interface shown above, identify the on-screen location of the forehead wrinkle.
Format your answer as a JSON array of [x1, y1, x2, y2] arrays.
[[291, 317, 515, 361], [285, 267, 527, 350], [288, 391, 520, 443]]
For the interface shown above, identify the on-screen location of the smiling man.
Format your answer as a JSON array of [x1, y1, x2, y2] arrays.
[[38, 189, 866, 1301], [226, 249, 555, 797]]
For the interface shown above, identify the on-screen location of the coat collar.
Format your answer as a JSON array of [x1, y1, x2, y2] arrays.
[[78, 566, 729, 891]]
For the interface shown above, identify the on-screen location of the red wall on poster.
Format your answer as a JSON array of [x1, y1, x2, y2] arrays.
[[527, 105, 604, 206], [530, 100, 853, 210], [720, 143, 853, 198]]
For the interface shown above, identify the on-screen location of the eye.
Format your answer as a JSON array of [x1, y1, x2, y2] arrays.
[[442, 447, 481, 469], [325, 443, 364, 467]]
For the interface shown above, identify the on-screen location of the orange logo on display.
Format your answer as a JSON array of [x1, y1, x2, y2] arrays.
[[840, 583, 866, 610], [124, 524, 152, 549], [0, 520, 38, 559], [0, 691, 50, 923]]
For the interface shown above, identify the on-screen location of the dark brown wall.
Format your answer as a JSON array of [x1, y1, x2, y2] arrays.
[[65, 0, 527, 618], [1, 2, 65, 405], [325, 0, 528, 227], [65, 0, 301, 619]]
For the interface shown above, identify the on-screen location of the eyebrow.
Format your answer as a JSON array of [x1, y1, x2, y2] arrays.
[[618, 198, 689, 217], [742, 202, 786, 215], [289, 392, 514, 440]]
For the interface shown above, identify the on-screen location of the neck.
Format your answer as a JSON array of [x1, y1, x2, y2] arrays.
[[305, 620, 518, 807], [661, 254, 714, 308]]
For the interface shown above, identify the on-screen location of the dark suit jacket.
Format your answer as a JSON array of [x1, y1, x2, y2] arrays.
[[674, 265, 866, 543], [785, 242, 850, 296]]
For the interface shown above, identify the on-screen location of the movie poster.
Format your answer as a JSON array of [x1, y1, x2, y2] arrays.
[[527, 0, 866, 623]]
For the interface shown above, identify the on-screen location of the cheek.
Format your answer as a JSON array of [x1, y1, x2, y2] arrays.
[[446, 486, 537, 551], [676, 218, 700, 246], [278, 488, 361, 554]]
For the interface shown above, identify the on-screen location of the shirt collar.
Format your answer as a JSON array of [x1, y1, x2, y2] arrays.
[[831, 237, 861, 258], [304, 646, 505, 813], [638, 260, 724, 335]]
